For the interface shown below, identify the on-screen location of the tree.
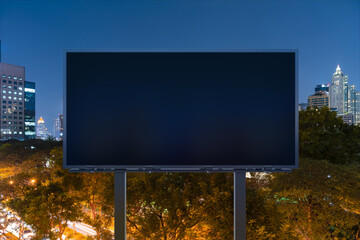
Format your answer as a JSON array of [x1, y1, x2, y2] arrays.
[[269, 159, 360, 239]]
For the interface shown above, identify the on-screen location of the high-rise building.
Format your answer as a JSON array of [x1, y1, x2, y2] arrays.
[[54, 114, 63, 141], [36, 116, 48, 140], [24, 81, 36, 139], [0, 63, 25, 140], [330, 65, 348, 114], [308, 84, 330, 109], [356, 92, 360, 125]]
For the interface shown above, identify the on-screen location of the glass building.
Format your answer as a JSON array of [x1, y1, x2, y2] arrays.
[[0, 63, 25, 140], [24, 81, 36, 139]]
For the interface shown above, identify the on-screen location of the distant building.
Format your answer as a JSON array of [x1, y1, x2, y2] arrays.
[[330, 65, 348, 115], [315, 84, 329, 94], [338, 113, 354, 125], [0, 63, 25, 140], [308, 93, 330, 109], [36, 117, 49, 140], [298, 103, 309, 111], [24, 81, 36, 139], [54, 114, 63, 141]]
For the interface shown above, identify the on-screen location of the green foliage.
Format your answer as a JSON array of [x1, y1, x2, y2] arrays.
[[299, 106, 360, 163]]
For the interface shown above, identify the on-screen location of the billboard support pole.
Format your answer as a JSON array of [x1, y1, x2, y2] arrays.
[[234, 171, 246, 240], [115, 172, 126, 240]]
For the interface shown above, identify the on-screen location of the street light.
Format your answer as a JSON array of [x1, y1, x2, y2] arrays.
[[9, 180, 14, 185], [30, 179, 36, 184]]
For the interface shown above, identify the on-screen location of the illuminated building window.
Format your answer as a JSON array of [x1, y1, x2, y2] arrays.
[[2, 96, 5, 99], [19, 131, 22, 134], [8, 76, 11, 79], [2, 90, 5, 93], [2, 85, 6, 88], [8, 91, 11, 94], [19, 87, 23, 90], [14, 97, 17, 100], [2, 75, 6, 78], [8, 96, 11, 99], [14, 92, 17, 95], [19, 92, 22, 95], [8, 122, 11, 124], [13, 77, 17, 80], [8, 86, 11, 89], [19, 77, 22, 80], [19, 98, 22, 100]]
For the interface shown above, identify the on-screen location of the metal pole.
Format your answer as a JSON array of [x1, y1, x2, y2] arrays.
[[114, 172, 126, 240], [234, 171, 246, 240]]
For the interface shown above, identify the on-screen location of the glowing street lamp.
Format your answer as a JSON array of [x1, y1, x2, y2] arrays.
[[9, 180, 14, 185], [30, 179, 36, 184]]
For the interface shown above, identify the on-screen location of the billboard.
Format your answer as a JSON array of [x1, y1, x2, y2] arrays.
[[64, 51, 298, 172]]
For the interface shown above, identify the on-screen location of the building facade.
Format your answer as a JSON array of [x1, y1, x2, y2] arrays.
[[54, 114, 63, 141], [0, 63, 25, 140], [36, 117, 48, 140], [308, 93, 330, 108], [330, 65, 348, 114], [24, 81, 36, 139]]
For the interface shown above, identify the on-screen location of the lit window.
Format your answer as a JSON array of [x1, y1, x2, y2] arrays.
[[14, 92, 17, 95], [2, 75, 6, 78], [8, 76, 11, 79], [19, 87, 23, 90], [8, 86, 11, 89], [14, 97, 17, 100], [2, 90, 5, 93], [19, 131, 22, 134], [14, 131, 17, 134], [8, 96, 12, 99], [19, 77, 22, 80], [2, 85, 6, 88], [2, 96, 5, 99], [8, 122, 11, 124], [19, 98, 22, 100], [8, 91, 11, 94], [19, 92, 22, 95]]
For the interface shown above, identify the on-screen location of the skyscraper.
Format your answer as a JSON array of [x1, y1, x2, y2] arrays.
[[25, 81, 36, 139], [330, 65, 348, 114], [54, 114, 63, 141], [0, 63, 25, 140], [36, 116, 48, 140]]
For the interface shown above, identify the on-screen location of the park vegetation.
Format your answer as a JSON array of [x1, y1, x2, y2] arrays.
[[0, 106, 360, 239]]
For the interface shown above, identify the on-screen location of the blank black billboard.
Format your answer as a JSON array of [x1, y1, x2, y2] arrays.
[[64, 51, 297, 171]]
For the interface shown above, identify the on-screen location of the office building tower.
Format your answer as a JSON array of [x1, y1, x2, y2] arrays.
[[308, 94, 330, 109], [330, 65, 348, 114], [0, 63, 25, 140], [24, 81, 36, 139], [36, 116, 48, 140], [54, 114, 63, 141], [315, 84, 329, 94], [338, 113, 354, 125], [308, 84, 330, 109], [356, 92, 360, 125]]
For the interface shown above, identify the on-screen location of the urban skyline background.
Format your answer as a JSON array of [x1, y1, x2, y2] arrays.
[[0, 0, 359, 133]]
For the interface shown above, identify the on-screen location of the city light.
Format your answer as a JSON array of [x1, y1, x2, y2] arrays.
[[30, 179, 36, 184], [9, 180, 14, 185]]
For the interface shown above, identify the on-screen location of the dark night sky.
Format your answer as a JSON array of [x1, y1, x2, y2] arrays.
[[0, 0, 359, 133]]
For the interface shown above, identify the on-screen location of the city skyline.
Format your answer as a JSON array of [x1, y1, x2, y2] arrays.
[[0, 0, 359, 132]]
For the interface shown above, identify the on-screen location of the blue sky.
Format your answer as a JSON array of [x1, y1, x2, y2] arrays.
[[0, 0, 359, 133]]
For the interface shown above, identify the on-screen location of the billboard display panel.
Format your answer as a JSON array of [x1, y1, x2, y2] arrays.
[[64, 51, 297, 172]]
